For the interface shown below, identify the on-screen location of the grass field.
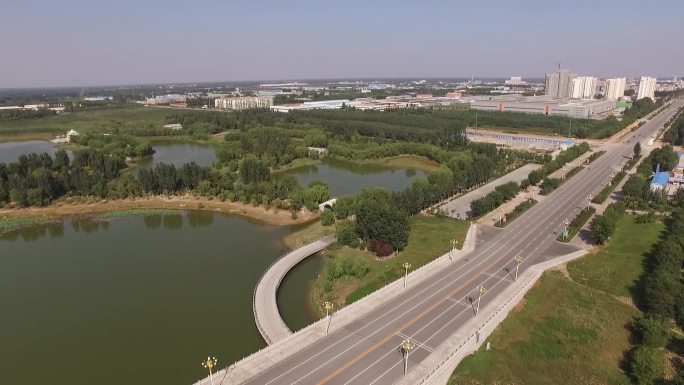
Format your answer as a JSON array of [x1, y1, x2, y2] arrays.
[[449, 271, 638, 385], [567, 216, 664, 298], [448, 215, 665, 385], [309, 215, 470, 314], [352, 155, 441, 172], [0, 106, 170, 136]]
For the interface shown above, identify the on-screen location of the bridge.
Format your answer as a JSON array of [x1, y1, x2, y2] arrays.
[[192, 99, 683, 385], [318, 198, 337, 212]]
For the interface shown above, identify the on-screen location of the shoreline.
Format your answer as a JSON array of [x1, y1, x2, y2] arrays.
[[0, 195, 319, 228]]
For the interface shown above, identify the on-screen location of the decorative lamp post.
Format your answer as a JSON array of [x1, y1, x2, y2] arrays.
[[202, 356, 218, 385], [475, 285, 487, 315], [402, 339, 415, 376], [402, 262, 412, 288], [450, 238, 458, 262], [323, 301, 334, 335], [514, 256, 524, 281]]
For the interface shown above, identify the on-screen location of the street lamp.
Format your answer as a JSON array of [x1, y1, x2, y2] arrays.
[[450, 238, 458, 262], [402, 262, 412, 288], [514, 256, 524, 281], [498, 207, 503, 223], [563, 218, 570, 240], [202, 356, 218, 385], [401, 339, 415, 376], [475, 285, 487, 315], [323, 301, 334, 335], [587, 194, 592, 209]]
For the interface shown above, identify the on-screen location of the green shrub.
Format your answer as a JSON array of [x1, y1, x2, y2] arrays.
[[628, 346, 664, 385], [335, 220, 359, 248], [320, 210, 335, 226]]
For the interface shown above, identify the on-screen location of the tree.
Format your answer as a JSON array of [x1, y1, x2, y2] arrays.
[[239, 157, 270, 184], [333, 195, 357, 219], [649, 145, 678, 171], [634, 142, 642, 157], [632, 316, 671, 348], [590, 215, 614, 245], [355, 190, 410, 253], [629, 346, 664, 385]]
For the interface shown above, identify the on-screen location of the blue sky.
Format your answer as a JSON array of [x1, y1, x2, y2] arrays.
[[1, 0, 682, 87]]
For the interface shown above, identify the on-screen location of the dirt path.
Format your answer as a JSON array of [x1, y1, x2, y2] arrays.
[[0, 195, 319, 226]]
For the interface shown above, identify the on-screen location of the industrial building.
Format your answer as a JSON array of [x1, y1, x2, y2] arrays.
[[604, 78, 627, 100], [470, 95, 617, 118], [545, 69, 576, 99], [214, 96, 272, 110], [637, 77, 657, 101], [570, 77, 598, 99]]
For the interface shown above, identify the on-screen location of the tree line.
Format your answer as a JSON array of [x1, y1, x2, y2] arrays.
[[625, 208, 684, 385]]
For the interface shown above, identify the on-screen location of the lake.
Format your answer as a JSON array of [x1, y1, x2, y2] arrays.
[[0, 140, 61, 163], [0, 150, 427, 385], [276, 158, 426, 196], [0, 212, 297, 385]]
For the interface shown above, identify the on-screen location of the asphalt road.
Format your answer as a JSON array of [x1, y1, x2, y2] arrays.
[[235, 100, 684, 385]]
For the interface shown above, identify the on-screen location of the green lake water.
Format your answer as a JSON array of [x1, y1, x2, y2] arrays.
[[0, 144, 426, 385], [276, 158, 426, 196]]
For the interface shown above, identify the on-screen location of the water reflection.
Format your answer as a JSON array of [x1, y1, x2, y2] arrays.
[[188, 211, 214, 227], [162, 214, 183, 230], [144, 215, 162, 229]]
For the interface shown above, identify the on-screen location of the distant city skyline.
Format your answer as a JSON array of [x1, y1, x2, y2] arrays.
[[1, 0, 682, 88]]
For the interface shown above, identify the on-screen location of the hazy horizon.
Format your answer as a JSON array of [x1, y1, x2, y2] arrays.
[[1, 0, 682, 88]]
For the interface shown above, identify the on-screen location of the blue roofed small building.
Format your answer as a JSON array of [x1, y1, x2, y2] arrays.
[[650, 164, 670, 192]]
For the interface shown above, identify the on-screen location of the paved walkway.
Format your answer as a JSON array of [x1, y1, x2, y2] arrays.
[[253, 235, 337, 344], [439, 164, 541, 219]]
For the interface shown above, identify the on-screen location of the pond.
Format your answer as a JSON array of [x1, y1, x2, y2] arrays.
[[275, 158, 427, 196], [131, 142, 217, 175], [0, 140, 62, 163], [0, 212, 291, 385]]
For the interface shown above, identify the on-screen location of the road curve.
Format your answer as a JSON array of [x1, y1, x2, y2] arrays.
[[254, 235, 337, 344]]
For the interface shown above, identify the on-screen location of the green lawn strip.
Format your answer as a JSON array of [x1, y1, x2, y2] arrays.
[[310, 216, 469, 312], [0, 216, 55, 233], [625, 155, 641, 170], [558, 207, 595, 242], [568, 216, 664, 298], [586, 150, 606, 164], [495, 199, 536, 228], [540, 166, 584, 196], [100, 208, 177, 219], [592, 171, 627, 204], [448, 271, 638, 385]]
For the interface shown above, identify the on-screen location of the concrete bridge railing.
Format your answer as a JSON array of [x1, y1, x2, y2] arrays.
[[252, 235, 337, 344]]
